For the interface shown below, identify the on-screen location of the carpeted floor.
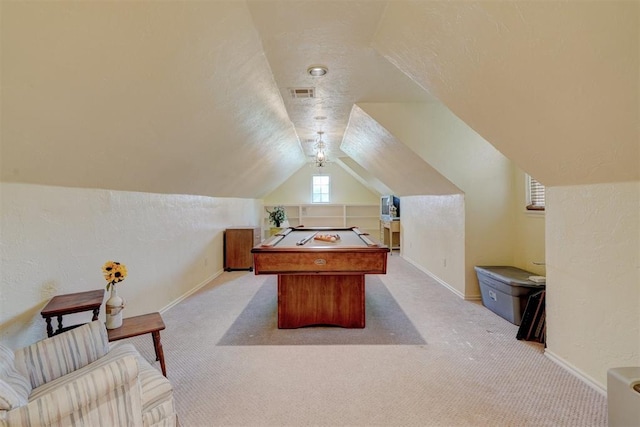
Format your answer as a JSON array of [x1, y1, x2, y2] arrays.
[[217, 276, 426, 346], [126, 256, 607, 426]]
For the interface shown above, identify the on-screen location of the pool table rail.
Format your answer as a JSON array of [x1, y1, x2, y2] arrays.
[[252, 250, 388, 274], [252, 227, 388, 275], [258, 226, 378, 248]]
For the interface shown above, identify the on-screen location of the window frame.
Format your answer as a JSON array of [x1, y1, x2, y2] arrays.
[[311, 174, 330, 203], [526, 174, 545, 212]]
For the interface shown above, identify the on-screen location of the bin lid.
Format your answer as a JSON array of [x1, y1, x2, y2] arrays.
[[474, 266, 545, 287]]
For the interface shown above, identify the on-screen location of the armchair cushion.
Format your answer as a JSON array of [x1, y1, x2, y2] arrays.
[[0, 381, 25, 411], [28, 342, 172, 412], [0, 345, 31, 410], [2, 354, 143, 427], [14, 320, 109, 389]]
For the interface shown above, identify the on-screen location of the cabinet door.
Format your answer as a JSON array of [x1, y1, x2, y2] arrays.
[[224, 228, 256, 271]]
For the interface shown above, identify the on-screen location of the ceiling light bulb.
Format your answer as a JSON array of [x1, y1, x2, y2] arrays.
[[308, 66, 328, 77]]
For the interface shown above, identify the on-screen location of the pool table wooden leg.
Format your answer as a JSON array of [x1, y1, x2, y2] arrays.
[[278, 274, 365, 328]]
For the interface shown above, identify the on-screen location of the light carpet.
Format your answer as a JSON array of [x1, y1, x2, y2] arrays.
[[125, 256, 607, 426]]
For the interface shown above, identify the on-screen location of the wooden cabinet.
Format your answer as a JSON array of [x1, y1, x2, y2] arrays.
[[224, 227, 261, 271]]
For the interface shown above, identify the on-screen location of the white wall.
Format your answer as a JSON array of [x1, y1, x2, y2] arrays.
[[1, 2, 306, 199], [374, 1, 639, 187], [0, 183, 261, 349], [512, 168, 546, 276], [358, 102, 516, 297], [370, 2, 636, 390], [264, 163, 379, 205], [401, 195, 466, 297], [545, 181, 640, 387]]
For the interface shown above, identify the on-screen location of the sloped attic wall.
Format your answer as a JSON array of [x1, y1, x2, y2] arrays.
[[372, 2, 639, 388], [334, 158, 392, 197], [373, 1, 638, 186], [264, 161, 379, 205], [351, 102, 515, 298], [1, 1, 305, 199], [341, 105, 461, 196], [0, 2, 284, 346]]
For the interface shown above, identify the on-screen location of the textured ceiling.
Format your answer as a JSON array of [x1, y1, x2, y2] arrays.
[[373, 1, 639, 186], [247, 1, 434, 160], [1, 1, 637, 199], [0, 1, 434, 199], [342, 105, 461, 196]]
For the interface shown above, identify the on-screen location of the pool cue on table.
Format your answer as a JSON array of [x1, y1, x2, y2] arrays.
[[296, 232, 318, 246]]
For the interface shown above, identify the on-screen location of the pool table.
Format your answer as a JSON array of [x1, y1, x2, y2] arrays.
[[251, 227, 389, 328]]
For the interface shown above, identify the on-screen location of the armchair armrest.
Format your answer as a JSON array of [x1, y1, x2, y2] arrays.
[[14, 321, 109, 389], [2, 355, 143, 427]]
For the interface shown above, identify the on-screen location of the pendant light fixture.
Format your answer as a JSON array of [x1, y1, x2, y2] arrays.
[[312, 131, 329, 168]]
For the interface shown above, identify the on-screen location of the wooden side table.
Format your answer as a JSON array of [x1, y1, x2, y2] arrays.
[[41, 289, 105, 337], [107, 312, 167, 377]]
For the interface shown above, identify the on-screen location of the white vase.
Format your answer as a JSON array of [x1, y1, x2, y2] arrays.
[[105, 285, 125, 329]]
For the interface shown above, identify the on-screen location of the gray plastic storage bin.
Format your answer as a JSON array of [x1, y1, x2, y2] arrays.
[[474, 266, 545, 325]]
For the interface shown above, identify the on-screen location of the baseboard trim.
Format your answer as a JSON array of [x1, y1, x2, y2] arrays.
[[544, 348, 607, 395], [159, 268, 224, 314], [401, 255, 465, 299]]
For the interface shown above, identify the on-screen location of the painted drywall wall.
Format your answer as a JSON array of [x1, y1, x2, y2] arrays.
[[545, 181, 640, 388], [370, 1, 637, 390], [401, 195, 466, 297], [358, 102, 515, 298], [0, 183, 261, 349], [264, 162, 379, 205], [512, 168, 546, 276], [340, 105, 461, 196], [1, 1, 305, 199], [373, 1, 639, 186]]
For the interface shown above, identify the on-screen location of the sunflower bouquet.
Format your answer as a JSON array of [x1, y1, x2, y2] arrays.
[[102, 261, 128, 291]]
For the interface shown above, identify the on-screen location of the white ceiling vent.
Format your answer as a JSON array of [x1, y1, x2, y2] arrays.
[[289, 87, 315, 98]]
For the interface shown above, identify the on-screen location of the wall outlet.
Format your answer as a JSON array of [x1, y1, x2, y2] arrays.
[[443, 258, 447, 267]]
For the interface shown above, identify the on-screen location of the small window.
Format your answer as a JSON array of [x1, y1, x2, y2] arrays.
[[526, 175, 545, 211], [312, 175, 330, 203]]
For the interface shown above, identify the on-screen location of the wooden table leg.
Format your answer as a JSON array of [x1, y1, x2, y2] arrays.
[[152, 330, 167, 377], [45, 317, 53, 337], [278, 274, 366, 328], [56, 315, 63, 335]]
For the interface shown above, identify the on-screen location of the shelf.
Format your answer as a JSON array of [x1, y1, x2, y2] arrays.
[[263, 203, 378, 240], [346, 205, 377, 215]]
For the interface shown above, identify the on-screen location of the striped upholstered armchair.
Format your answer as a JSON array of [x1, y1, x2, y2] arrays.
[[0, 320, 176, 426]]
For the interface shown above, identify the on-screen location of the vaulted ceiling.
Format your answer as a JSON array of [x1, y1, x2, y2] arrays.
[[2, 1, 637, 199]]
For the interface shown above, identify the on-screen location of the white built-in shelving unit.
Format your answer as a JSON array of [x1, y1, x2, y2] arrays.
[[263, 204, 379, 240]]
